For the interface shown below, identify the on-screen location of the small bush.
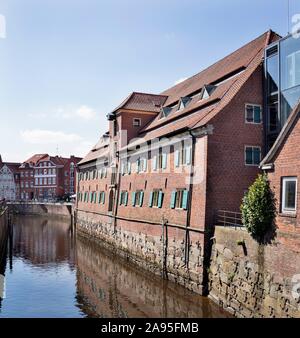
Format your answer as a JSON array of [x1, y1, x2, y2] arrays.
[[241, 173, 276, 241]]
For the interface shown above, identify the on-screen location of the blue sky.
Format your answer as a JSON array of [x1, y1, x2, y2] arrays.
[[0, 0, 300, 162]]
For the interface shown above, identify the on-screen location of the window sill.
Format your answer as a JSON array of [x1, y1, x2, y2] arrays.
[[278, 212, 297, 218]]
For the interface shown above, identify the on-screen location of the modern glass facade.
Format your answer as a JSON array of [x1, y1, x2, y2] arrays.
[[265, 33, 300, 150]]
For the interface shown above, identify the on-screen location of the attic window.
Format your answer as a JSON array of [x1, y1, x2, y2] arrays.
[[161, 107, 172, 118], [133, 118, 141, 127], [200, 85, 216, 100], [178, 97, 192, 111]]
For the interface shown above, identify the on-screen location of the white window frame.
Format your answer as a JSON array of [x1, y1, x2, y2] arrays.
[[245, 104, 262, 124], [244, 145, 261, 166], [133, 118, 141, 127], [282, 177, 298, 214]]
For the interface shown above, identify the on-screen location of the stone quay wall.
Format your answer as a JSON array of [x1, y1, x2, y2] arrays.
[[209, 226, 300, 318], [76, 210, 205, 295], [9, 202, 73, 220]]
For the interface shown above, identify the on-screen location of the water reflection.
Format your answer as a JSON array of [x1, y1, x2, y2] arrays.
[[0, 216, 230, 318]]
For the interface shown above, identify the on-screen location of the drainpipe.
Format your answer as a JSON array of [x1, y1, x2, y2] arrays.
[[184, 129, 197, 267], [112, 147, 121, 234]]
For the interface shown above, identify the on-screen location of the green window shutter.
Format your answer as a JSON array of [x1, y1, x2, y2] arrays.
[[149, 192, 154, 207], [185, 147, 192, 165], [182, 190, 189, 210], [175, 150, 180, 167], [132, 192, 136, 206], [103, 192, 106, 204], [170, 191, 176, 209], [158, 191, 164, 208], [254, 106, 261, 123], [139, 191, 144, 207], [127, 162, 131, 174], [245, 147, 252, 165], [136, 159, 140, 173], [119, 192, 123, 205], [162, 153, 167, 169], [253, 147, 261, 165], [152, 156, 157, 171], [98, 192, 101, 204], [143, 158, 147, 171], [121, 163, 125, 175], [125, 192, 128, 206]]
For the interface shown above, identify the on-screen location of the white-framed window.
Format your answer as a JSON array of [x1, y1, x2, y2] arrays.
[[175, 146, 192, 167], [245, 146, 261, 166], [245, 104, 262, 124], [149, 189, 164, 208], [133, 118, 141, 127], [282, 177, 297, 214]]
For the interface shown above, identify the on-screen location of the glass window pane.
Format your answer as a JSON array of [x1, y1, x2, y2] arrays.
[[280, 35, 300, 90], [268, 102, 279, 132], [246, 106, 253, 122], [253, 148, 261, 165], [281, 86, 300, 125], [245, 148, 253, 164], [285, 180, 296, 210], [254, 106, 261, 123], [267, 54, 279, 95]]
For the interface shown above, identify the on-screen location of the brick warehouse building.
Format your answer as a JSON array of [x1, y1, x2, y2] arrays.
[[76, 31, 281, 294], [18, 154, 82, 201]]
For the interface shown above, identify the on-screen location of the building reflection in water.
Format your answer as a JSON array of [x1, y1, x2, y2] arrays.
[[11, 216, 75, 267], [0, 216, 230, 318]]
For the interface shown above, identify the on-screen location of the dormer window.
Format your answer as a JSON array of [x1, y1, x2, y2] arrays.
[[161, 107, 172, 118], [200, 85, 216, 100], [178, 97, 192, 111]]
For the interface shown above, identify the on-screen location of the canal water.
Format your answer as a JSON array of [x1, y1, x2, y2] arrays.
[[0, 216, 230, 318]]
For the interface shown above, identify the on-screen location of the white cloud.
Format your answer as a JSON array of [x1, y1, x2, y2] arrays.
[[28, 105, 99, 121], [174, 77, 188, 85], [54, 105, 98, 121], [20, 129, 83, 144], [76, 105, 97, 120]]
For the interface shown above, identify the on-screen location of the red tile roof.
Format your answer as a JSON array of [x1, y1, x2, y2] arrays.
[[111, 92, 168, 114], [24, 154, 49, 166], [139, 30, 280, 136]]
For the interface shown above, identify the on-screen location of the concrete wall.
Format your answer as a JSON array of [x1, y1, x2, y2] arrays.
[[10, 202, 72, 219], [209, 226, 300, 318]]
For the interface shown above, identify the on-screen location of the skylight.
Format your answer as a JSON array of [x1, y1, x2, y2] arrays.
[[200, 85, 216, 100], [178, 97, 192, 110]]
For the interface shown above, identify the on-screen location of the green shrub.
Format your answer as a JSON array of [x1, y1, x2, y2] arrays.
[[241, 173, 276, 241]]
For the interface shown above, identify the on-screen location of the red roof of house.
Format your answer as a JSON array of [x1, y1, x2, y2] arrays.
[[139, 30, 280, 136], [81, 30, 281, 163], [111, 92, 168, 114]]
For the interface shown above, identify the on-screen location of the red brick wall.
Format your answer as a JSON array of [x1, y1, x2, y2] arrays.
[[267, 115, 300, 235], [206, 67, 264, 226]]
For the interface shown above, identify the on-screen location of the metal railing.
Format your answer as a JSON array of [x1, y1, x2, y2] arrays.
[[216, 210, 244, 227]]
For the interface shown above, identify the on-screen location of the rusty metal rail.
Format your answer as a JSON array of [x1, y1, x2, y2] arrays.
[[217, 210, 244, 227]]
